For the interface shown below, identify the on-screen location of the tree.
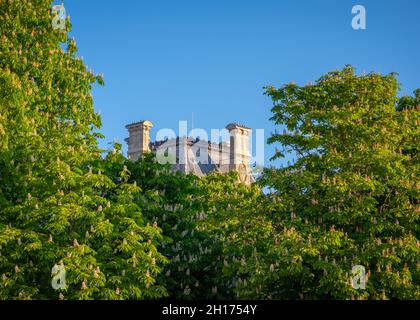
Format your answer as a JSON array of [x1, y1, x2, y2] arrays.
[[123, 152, 270, 299], [107, 151, 206, 299], [194, 172, 272, 299], [124, 152, 240, 299], [0, 1, 166, 299], [2, 1, 417, 301], [251, 66, 419, 299]]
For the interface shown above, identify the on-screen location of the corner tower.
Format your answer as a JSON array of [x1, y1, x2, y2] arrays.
[[125, 120, 153, 161], [226, 123, 252, 184]]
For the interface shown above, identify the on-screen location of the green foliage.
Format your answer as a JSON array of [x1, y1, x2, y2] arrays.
[[123, 153, 268, 299], [146, 66, 419, 300], [0, 1, 417, 301], [124, 152, 226, 299], [194, 172, 271, 299], [0, 1, 166, 300], [253, 66, 419, 299]]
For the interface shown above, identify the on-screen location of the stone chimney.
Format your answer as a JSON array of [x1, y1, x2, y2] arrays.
[[226, 123, 252, 184], [125, 120, 153, 161]]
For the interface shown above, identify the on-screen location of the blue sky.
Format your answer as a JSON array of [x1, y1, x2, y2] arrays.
[[62, 0, 420, 168]]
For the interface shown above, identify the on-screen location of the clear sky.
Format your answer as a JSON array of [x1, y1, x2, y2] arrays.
[[62, 0, 420, 168]]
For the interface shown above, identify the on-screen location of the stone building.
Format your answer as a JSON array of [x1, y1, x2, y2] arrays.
[[125, 120, 253, 184]]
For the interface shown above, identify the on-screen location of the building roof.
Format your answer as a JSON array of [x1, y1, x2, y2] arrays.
[[125, 120, 153, 129], [225, 123, 251, 131]]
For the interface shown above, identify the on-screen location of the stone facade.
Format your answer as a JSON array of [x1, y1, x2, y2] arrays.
[[125, 121, 253, 184]]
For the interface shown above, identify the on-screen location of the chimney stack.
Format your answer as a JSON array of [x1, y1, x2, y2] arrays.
[[226, 123, 252, 184], [125, 120, 153, 161]]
